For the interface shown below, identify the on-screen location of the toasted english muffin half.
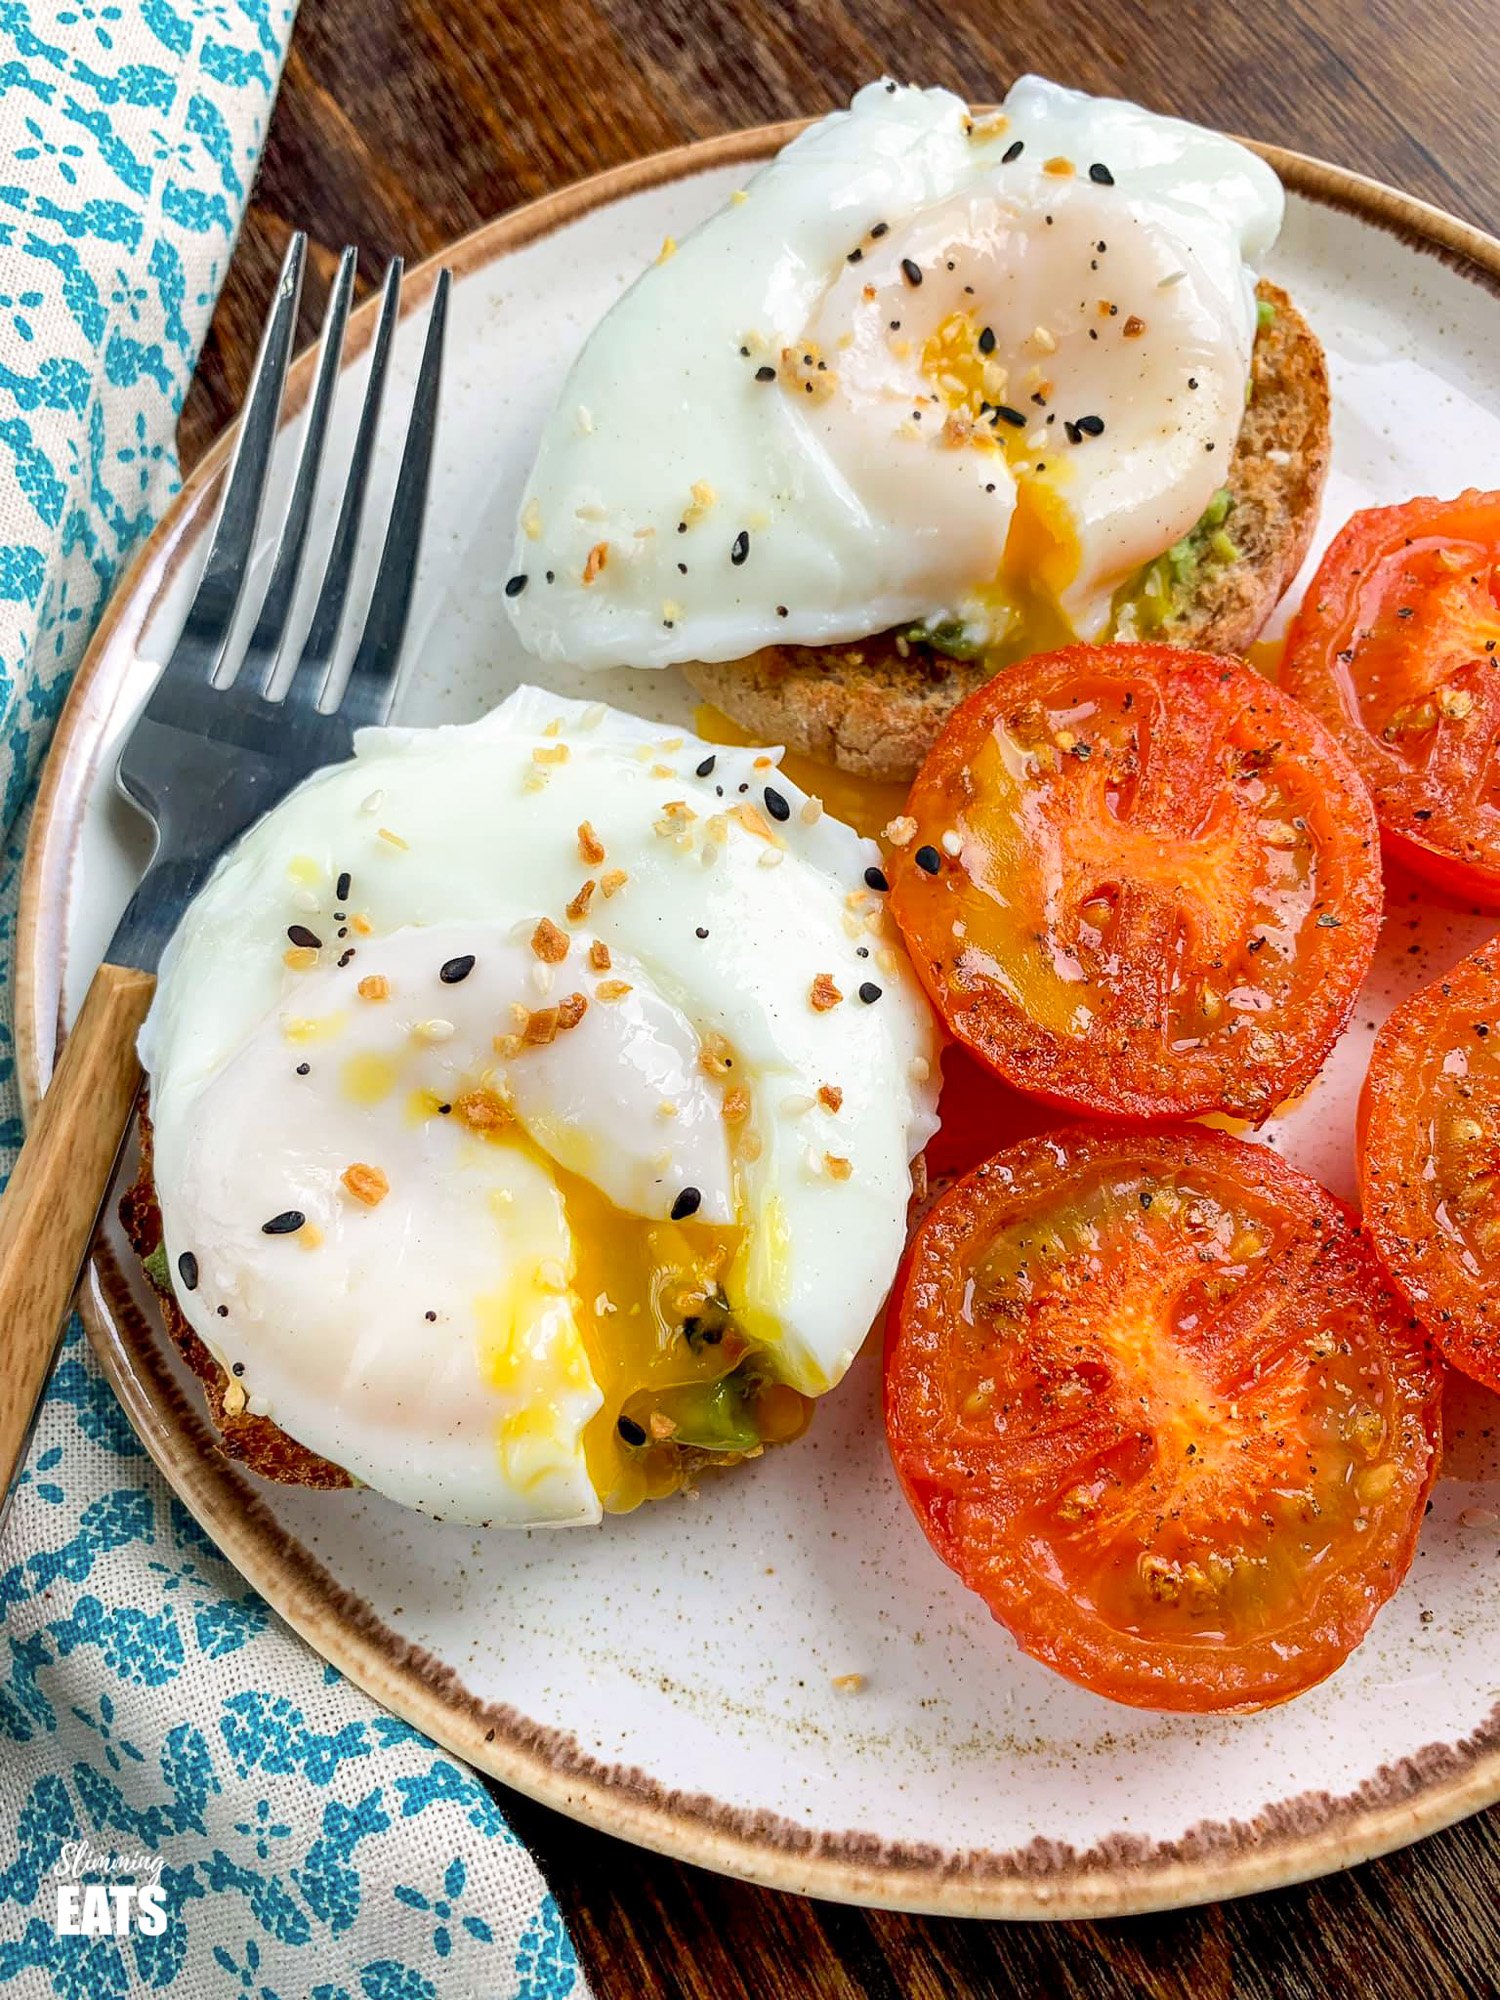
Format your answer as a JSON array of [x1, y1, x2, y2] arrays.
[[683, 281, 1330, 782]]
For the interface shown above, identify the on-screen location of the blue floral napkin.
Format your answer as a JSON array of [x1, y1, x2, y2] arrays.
[[0, 5, 586, 1994]]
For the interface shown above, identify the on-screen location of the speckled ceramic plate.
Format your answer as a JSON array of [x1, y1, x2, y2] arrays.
[[17, 123, 1500, 1918]]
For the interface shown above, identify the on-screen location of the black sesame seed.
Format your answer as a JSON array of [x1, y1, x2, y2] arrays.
[[504, 574, 528, 597], [871, 221, 889, 238], [440, 954, 476, 985], [335, 871, 351, 901], [857, 945, 870, 958], [1065, 420, 1083, 445], [217, 1306, 229, 1318], [295, 1062, 310, 1077], [864, 864, 890, 892], [1076, 414, 1105, 437], [545, 570, 555, 584], [901, 257, 923, 287], [1089, 162, 1114, 185], [914, 845, 942, 875], [992, 404, 1026, 428], [231, 1360, 243, 1373], [287, 924, 321, 950], [617, 1414, 648, 1447], [437, 1103, 452, 1115], [695, 926, 709, 939], [755, 364, 776, 382], [731, 530, 750, 566], [764, 785, 790, 822], [858, 982, 883, 1004], [177, 1251, 199, 1292], [696, 754, 717, 777], [338, 948, 355, 968], [671, 1187, 702, 1221], [978, 325, 996, 355], [847, 245, 864, 264], [425, 1310, 438, 1322], [1002, 139, 1024, 163], [776, 605, 789, 618], [262, 1210, 306, 1236]]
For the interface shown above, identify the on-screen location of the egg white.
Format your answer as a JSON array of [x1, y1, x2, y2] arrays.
[[505, 74, 1283, 671], [140, 689, 940, 1527]]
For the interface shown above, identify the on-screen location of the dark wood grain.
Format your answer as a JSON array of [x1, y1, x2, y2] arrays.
[[178, 2, 1500, 1991]]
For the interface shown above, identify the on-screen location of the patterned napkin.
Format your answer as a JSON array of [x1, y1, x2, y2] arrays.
[[0, 5, 586, 1994]]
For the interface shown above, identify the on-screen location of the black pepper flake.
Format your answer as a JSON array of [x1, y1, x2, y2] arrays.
[[1089, 162, 1115, 185], [763, 785, 790, 822], [671, 1187, 702, 1221], [335, 871, 351, 901], [425, 1310, 438, 1322], [776, 605, 789, 619], [1140, 1191, 1154, 1209], [504, 574, 528, 598], [992, 404, 1026, 428], [1002, 139, 1024, 163], [287, 924, 322, 950], [440, 954, 476, 985], [864, 864, 889, 892], [262, 1210, 306, 1236], [755, 364, 776, 382], [914, 844, 942, 875], [295, 1062, 310, 1077], [977, 325, 996, 355], [695, 926, 709, 939], [617, 1414, 648, 1447], [1317, 913, 1343, 929], [901, 257, 923, 287], [1076, 413, 1105, 436], [856, 945, 869, 958], [695, 754, 717, 777], [858, 982, 883, 1005], [177, 1251, 199, 1292], [217, 1306, 229, 1319], [731, 529, 750, 566]]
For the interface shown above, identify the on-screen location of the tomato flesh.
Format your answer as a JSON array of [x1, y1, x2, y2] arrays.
[[885, 1126, 1441, 1712], [1283, 491, 1500, 906], [887, 643, 1382, 1122], [1360, 937, 1500, 1391]]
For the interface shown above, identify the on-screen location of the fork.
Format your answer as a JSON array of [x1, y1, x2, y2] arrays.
[[0, 232, 450, 1507]]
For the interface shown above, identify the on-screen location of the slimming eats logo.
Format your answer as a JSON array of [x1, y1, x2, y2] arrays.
[[51, 1842, 167, 1938]]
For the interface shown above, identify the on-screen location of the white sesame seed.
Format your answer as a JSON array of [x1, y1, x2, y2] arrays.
[[577, 404, 595, 433], [800, 796, 824, 825], [291, 887, 319, 912], [360, 790, 384, 815], [531, 961, 554, 995], [581, 703, 606, 728], [1158, 268, 1187, 289], [700, 842, 720, 868], [412, 1018, 455, 1044], [758, 848, 784, 868], [781, 1093, 815, 1117], [1459, 1505, 1499, 1528], [575, 502, 607, 521], [908, 1056, 931, 1083], [941, 829, 963, 856]]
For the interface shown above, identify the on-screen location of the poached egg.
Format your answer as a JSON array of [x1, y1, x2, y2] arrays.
[[505, 74, 1283, 671], [140, 689, 940, 1527]]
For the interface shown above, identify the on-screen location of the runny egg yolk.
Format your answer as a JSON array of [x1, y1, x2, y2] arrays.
[[918, 309, 1082, 662], [411, 1078, 812, 1514]]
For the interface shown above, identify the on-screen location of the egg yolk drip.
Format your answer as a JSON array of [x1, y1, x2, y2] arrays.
[[409, 1067, 811, 1514], [916, 309, 1082, 664]]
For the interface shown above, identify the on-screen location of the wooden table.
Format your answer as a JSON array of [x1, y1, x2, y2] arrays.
[[181, 2, 1500, 1991]]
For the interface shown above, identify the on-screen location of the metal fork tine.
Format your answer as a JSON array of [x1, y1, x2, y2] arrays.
[[242, 245, 357, 695], [338, 269, 450, 728], [170, 233, 306, 684], [280, 256, 404, 710]]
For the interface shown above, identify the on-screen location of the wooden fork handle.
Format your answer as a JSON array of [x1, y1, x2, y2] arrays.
[[0, 961, 156, 1500]]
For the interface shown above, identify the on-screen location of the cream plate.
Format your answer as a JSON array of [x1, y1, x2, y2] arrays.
[[17, 124, 1500, 1917]]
